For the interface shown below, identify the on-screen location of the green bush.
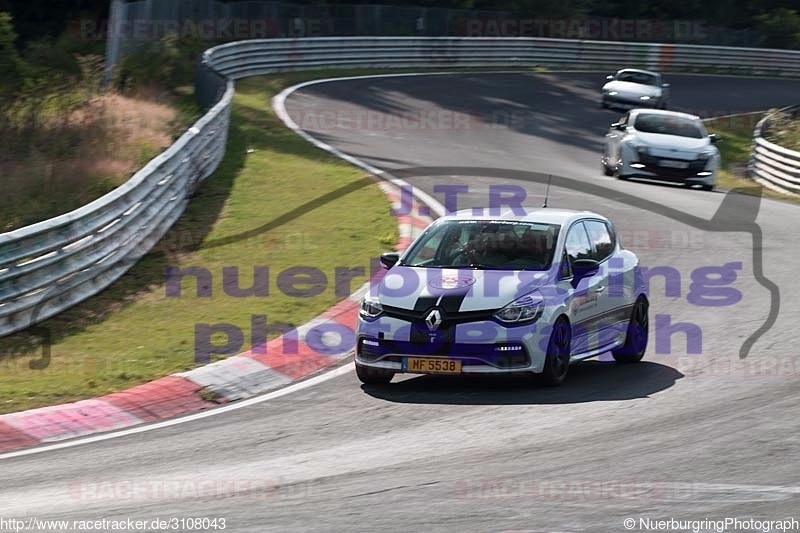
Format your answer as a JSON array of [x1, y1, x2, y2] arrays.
[[116, 33, 209, 92], [0, 12, 23, 98], [757, 8, 800, 50], [22, 39, 81, 77]]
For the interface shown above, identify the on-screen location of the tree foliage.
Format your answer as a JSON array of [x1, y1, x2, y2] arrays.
[[0, 11, 22, 95], [756, 8, 800, 49], [3, 0, 800, 49]]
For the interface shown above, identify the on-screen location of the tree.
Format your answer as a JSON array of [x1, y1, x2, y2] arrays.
[[0, 12, 22, 96], [756, 7, 800, 49]]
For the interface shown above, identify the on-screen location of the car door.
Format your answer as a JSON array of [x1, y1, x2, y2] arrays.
[[582, 219, 620, 351], [605, 111, 630, 166], [563, 221, 605, 355]]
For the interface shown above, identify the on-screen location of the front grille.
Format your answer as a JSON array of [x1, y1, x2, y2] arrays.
[[357, 337, 530, 369], [635, 154, 708, 179], [382, 304, 496, 324], [606, 94, 657, 107]]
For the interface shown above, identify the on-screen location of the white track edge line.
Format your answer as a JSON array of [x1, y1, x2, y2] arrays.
[[0, 363, 354, 459]]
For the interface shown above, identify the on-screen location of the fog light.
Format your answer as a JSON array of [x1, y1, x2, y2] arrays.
[[697, 171, 713, 176], [495, 345, 523, 352], [631, 163, 646, 169]]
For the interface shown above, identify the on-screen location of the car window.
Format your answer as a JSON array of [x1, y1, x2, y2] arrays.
[[401, 220, 561, 270], [584, 220, 615, 261], [617, 71, 658, 86], [565, 222, 592, 263], [633, 114, 705, 139], [410, 226, 445, 264]]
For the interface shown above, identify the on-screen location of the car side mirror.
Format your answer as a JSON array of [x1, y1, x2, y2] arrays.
[[661, 82, 670, 88], [606, 75, 614, 81], [571, 258, 600, 283], [708, 133, 722, 144], [379, 252, 400, 269]]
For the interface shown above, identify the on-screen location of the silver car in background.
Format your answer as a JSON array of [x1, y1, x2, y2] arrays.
[[601, 68, 670, 110], [602, 109, 721, 191]]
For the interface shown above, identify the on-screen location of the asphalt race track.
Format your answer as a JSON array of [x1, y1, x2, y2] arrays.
[[2, 72, 800, 532]]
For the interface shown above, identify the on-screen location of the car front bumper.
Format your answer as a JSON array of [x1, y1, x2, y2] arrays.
[[621, 156, 716, 185], [355, 316, 551, 374], [603, 94, 662, 109]]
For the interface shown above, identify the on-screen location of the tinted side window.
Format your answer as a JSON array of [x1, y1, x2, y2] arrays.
[[565, 223, 592, 263], [585, 220, 614, 261]]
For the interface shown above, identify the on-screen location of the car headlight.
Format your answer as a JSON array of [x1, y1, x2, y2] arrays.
[[639, 95, 652, 101], [607, 90, 618, 96], [359, 295, 383, 320], [697, 148, 716, 161], [494, 292, 543, 324]]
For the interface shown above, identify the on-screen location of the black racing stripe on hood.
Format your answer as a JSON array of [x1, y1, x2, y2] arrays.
[[438, 291, 470, 314], [411, 291, 470, 316], [413, 295, 440, 314]]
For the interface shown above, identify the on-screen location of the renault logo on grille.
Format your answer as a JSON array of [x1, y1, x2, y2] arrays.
[[425, 309, 443, 332]]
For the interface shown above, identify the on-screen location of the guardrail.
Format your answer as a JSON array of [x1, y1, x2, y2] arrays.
[[3, 36, 800, 337], [749, 105, 800, 196], [0, 83, 233, 336]]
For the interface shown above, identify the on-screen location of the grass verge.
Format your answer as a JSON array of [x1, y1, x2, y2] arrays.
[[704, 112, 800, 203], [0, 71, 399, 414]]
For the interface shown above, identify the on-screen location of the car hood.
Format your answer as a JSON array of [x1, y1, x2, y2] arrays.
[[377, 266, 551, 313], [603, 80, 662, 98], [633, 131, 710, 153]]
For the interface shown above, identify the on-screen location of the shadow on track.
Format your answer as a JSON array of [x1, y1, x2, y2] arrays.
[[361, 360, 683, 405]]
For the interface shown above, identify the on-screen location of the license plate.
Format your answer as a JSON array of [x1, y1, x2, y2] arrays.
[[405, 357, 462, 374], [659, 159, 689, 169]]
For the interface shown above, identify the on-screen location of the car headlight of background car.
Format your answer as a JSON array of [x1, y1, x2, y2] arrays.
[[639, 95, 653, 102], [493, 292, 543, 324], [634, 144, 651, 158], [359, 295, 383, 320], [696, 147, 717, 163]]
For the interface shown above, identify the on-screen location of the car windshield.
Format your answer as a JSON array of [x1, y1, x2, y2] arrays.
[[633, 114, 705, 138], [400, 220, 561, 270], [617, 71, 658, 86]]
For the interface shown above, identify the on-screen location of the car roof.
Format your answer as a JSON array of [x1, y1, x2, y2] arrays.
[[616, 68, 660, 76], [628, 108, 700, 121], [440, 207, 609, 226]]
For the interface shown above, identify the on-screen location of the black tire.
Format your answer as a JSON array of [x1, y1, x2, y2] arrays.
[[537, 318, 572, 386], [701, 184, 715, 191], [612, 296, 649, 363], [602, 160, 614, 176], [355, 363, 394, 384]]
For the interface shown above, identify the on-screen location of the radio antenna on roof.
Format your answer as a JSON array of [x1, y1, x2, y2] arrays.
[[542, 174, 553, 208]]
